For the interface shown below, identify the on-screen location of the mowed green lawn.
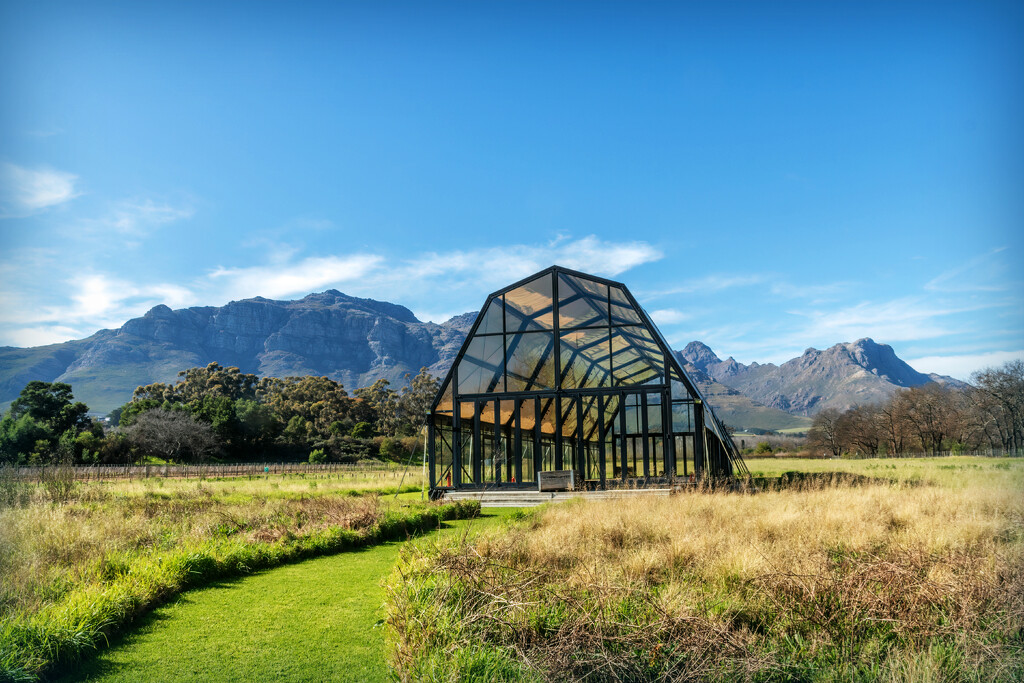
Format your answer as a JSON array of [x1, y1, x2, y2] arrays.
[[60, 510, 518, 683]]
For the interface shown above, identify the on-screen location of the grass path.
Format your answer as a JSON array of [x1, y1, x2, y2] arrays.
[[60, 509, 519, 683]]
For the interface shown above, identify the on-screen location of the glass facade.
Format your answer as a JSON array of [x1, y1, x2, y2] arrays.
[[429, 267, 745, 492]]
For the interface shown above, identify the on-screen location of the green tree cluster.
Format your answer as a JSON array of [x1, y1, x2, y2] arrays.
[[0, 381, 102, 465], [1, 365, 443, 466]]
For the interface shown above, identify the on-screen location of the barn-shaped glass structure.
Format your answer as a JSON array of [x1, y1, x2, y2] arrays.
[[428, 266, 746, 493]]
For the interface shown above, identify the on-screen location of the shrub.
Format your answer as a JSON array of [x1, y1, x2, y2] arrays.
[[351, 422, 373, 439], [308, 448, 326, 464], [38, 458, 77, 504]]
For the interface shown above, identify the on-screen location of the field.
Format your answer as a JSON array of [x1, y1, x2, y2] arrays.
[[4, 458, 1021, 682], [59, 509, 520, 683], [386, 457, 1024, 682], [0, 468, 472, 681]]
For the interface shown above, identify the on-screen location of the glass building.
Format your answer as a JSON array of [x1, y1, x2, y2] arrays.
[[428, 266, 747, 493]]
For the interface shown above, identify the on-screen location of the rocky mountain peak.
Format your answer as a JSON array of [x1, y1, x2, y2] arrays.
[[143, 304, 174, 318], [681, 341, 721, 371]]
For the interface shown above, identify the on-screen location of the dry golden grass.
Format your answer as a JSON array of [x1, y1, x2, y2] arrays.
[[0, 469, 426, 617], [386, 457, 1024, 681]]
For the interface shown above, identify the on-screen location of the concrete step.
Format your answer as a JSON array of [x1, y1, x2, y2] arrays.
[[443, 488, 674, 508]]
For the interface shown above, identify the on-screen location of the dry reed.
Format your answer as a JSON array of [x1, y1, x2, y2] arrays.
[[385, 457, 1024, 682]]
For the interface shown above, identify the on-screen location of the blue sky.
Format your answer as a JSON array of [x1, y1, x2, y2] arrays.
[[1, 0, 1021, 380]]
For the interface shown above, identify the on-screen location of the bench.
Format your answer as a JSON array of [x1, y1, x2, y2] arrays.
[[538, 469, 575, 492]]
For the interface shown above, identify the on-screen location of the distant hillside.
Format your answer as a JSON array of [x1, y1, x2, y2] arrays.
[[0, 291, 958, 431], [673, 358, 813, 432], [680, 338, 967, 416], [0, 291, 472, 414]]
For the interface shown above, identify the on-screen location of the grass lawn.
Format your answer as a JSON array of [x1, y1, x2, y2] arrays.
[[58, 511, 519, 683], [0, 469, 474, 681]]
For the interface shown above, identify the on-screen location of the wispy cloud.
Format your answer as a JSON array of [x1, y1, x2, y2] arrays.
[[650, 308, 689, 325], [0, 268, 202, 345], [2, 325, 88, 348], [209, 254, 385, 301], [102, 199, 194, 235], [0, 162, 81, 216], [925, 247, 1010, 293], [399, 236, 661, 284], [644, 274, 766, 298], [792, 297, 959, 343], [0, 235, 663, 344], [906, 350, 1024, 381]]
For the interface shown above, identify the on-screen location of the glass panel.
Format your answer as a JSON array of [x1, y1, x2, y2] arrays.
[[539, 437, 556, 472], [610, 285, 643, 325], [505, 273, 555, 332], [603, 394, 622, 480], [497, 399, 515, 426], [605, 430, 617, 481], [458, 401, 477, 422], [560, 328, 611, 390], [433, 416, 454, 488], [560, 396, 577, 439], [579, 394, 602, 443], [457, 334, 505, 394], [669, 368, 692, 402], [459, 428, 474, 484], [626, 437, 640, 478], [611, 326, 665, 386], [584, 443, 601, 480], [537, 396, 557, 437], [435, 377, 454, 413], [521, 439, 535, 482], [475, 297, 505, 335], [624, 394, 641, 434], [505, 332, 556, 391], [675, 435, 695, 478], [650, 437, 664, 477], [482, 432, 496, 483], [558, 274, 609, 329], [672, 401, 692, 433], [646, 392, 663, 433]]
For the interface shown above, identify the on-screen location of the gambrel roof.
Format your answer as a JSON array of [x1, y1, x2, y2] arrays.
[[431, 265, 743, 473]]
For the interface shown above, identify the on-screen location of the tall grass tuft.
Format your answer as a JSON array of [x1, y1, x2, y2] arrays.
[[385, 457, 1024, 682]]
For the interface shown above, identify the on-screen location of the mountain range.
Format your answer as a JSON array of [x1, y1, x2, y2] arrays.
[[0, 290, 962, 431], [678, 340, 965, 417]]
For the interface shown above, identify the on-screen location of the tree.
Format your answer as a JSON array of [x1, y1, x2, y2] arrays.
[[354, 379, 399, 437], [172, 363, 259, 403], [808, 408, 846, 458], [125, 408, 220, 463], [902, 384, 958, 455], [841, 404, 882, 456], [971, 360, 1024, 452], [880, 392, 912, 456], [0, 413, 51, 465], [257, 376, 350, 438], [397, 368, 439, 435], [10, 381, 90, 436]]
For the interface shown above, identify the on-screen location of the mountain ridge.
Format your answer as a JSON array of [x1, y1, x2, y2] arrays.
[[0, 291, 959, 429], [680, 338, 965, 416]]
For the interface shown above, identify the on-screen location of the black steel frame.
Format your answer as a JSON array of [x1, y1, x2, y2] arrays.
[[427, 265, 747, 494]]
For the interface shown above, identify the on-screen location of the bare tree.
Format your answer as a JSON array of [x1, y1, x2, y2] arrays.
[[971, 360, 1024, 453], [880, 392, 912, 456], [125, 408, 220, 462], [808, 408, 846, 458], [901, 384, 959, 456], [842, 404, 882, 456]]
